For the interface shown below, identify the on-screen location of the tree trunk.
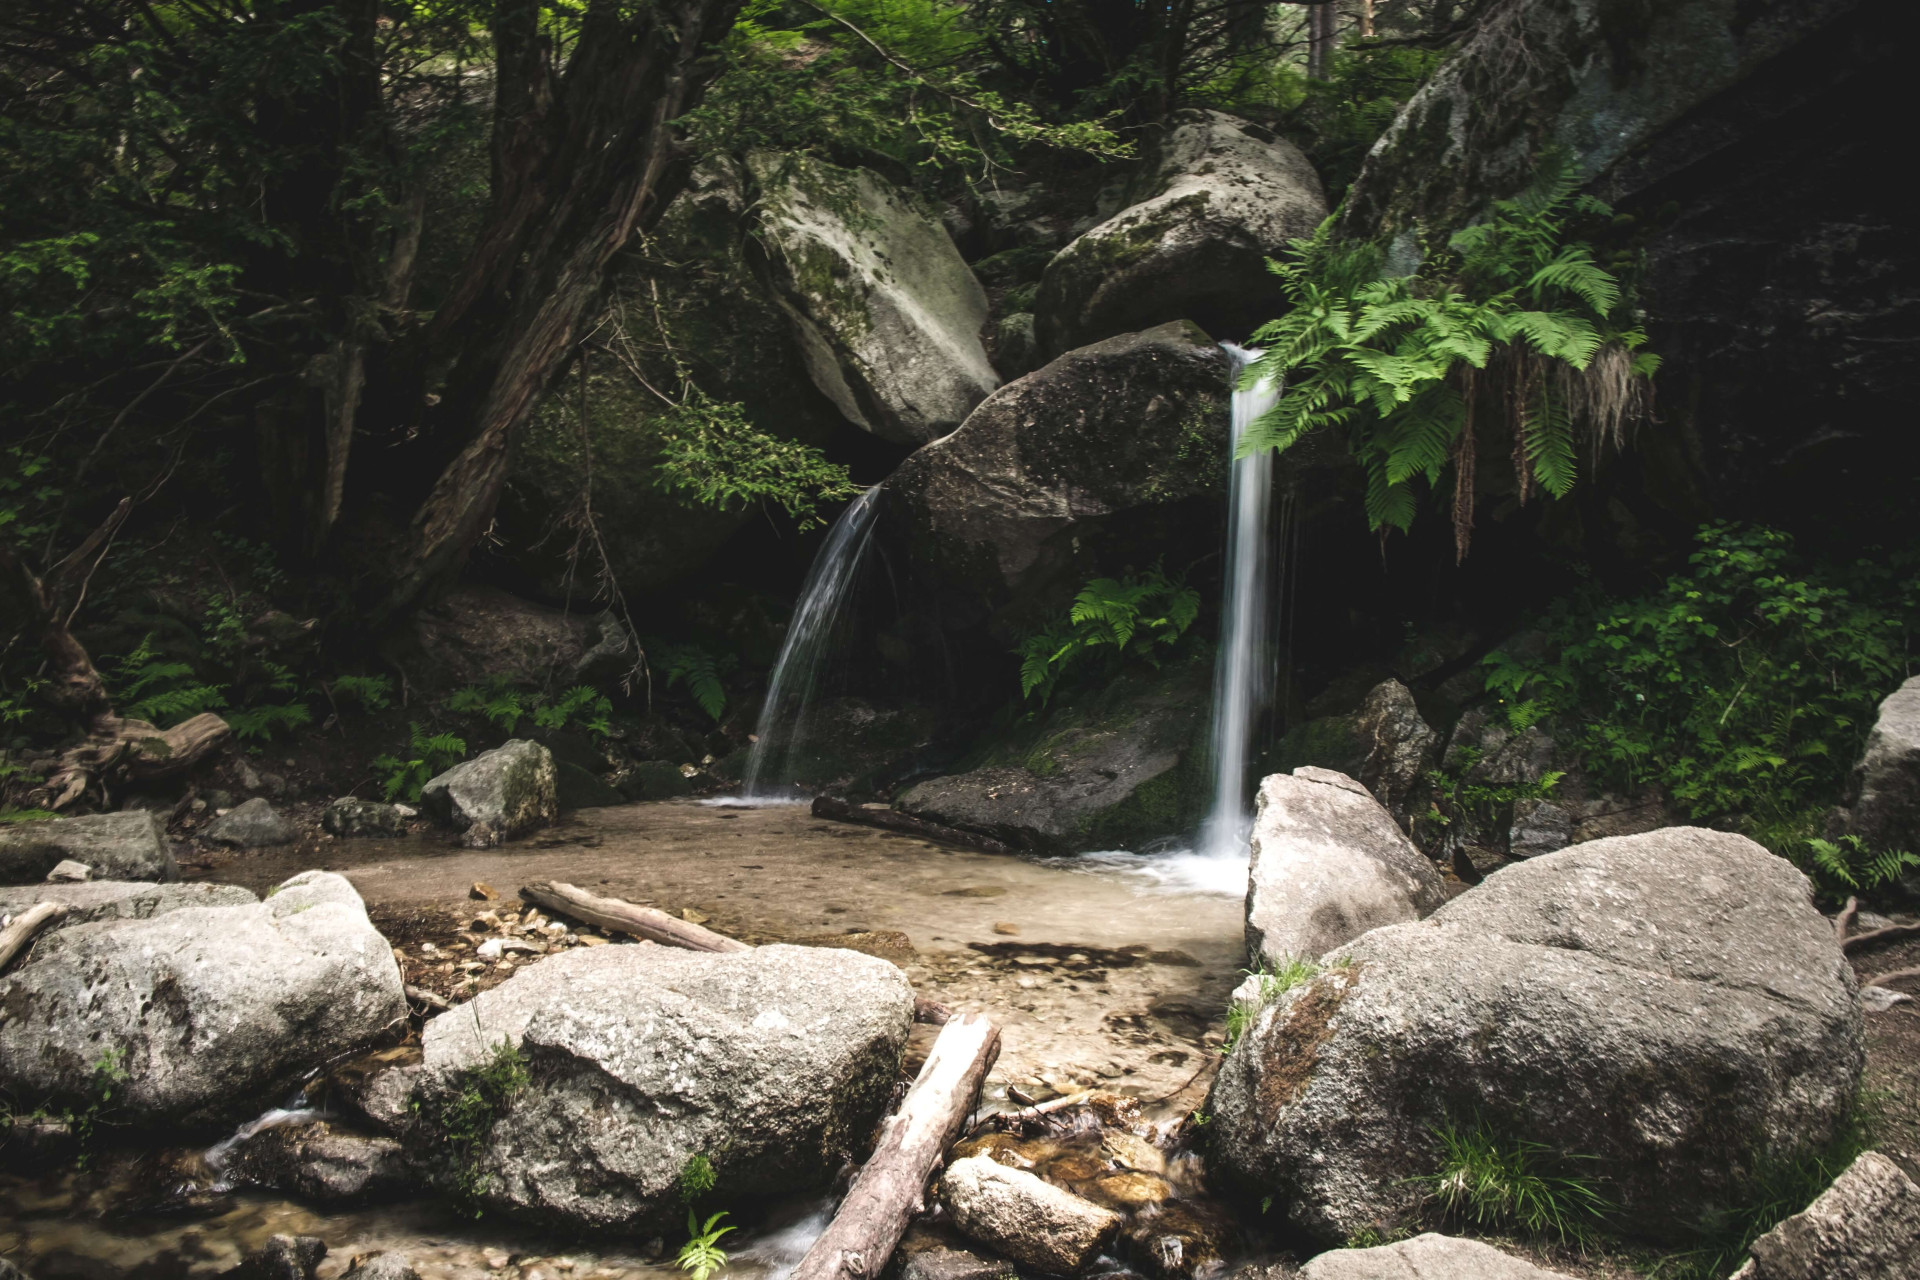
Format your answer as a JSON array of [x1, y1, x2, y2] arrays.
[[372, 0, 747, 625], [1307, 1, 1338, 80]]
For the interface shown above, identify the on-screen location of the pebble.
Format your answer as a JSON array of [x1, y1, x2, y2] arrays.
[[993, 922, 1020, 935], [1862, 985, 1913, 1012], [485, 1254, 511, 1270]]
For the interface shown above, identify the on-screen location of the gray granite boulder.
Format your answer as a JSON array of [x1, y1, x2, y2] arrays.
[[322, 797, 415, 838], [941, 1155, 1122, 1274], [1735, 1150, 1920, 1280], [750, 151, 998, 445], [1299, 1234, 1573, 1279], [0, 880, 255, 931], [402, 942, 912, 1230], [1208, 827, 1863, 1246], [203, 797, 298, 848], [420, 739, 556, 848], [1244, 767, 1446, 969], [222, 1117, 411, 1203], [1035, 111, 1327, 357], [1849, 676, 1920, 858], [0, 811, 175, 884], [0, 871, 406, 1127]]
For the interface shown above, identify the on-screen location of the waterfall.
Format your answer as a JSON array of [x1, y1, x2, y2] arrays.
[[1198, 345, 1284, 858], [739, 485, 884, 800]]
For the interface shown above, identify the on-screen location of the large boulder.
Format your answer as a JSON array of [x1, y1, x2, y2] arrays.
[[896, 660, 1208, 854], [0, 871, 405, 1127], [0, 880, 255, 930], [940, 1155, 1123, 1275], [1272, 679, 1439, 826], [1208, 827, 1863, 1245], [1848, 676, 1920, 856], [884, 322, 1230, 636], [0, 811, 176, 885], [750, 152, 998, 445], [1244, 767, 1447, 968], [1299, 1234, 1574, 1280], [420, 740, 557, 848], [402, 943, 911, 1231], [1034, 111, 1327, 357], [1735, 1150, 1920, 1280]]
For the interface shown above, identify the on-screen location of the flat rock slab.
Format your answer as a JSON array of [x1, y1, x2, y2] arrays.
[[1299, 1234, 1574, 1279], [941, 1155, 1122, 1274], [405, 942, 912, 1231], [0, 880, 255, 930], [1737, 1150, 1920, 1279], [0, 811, 176, 885], [0, 871, 405, 1127]]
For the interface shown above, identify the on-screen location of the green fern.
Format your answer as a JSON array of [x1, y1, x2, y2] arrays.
[[374, 723, 468, 801], [446, 679, 527, 733], [112, 635, 227, 726], [226, 702, 312, 742], [1015, 567, 1200, 703], [1804, 835, 1919, 897], [329, 673, 393, 711], [648, 642, 729, 723], [533, 684, 614, 736]]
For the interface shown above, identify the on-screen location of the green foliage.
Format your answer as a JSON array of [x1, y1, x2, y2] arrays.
[[415, 1037, 532, 1211], [652, 394, 862, 532], [226, 702, 313, 743], [446, 680, 529, 734], [0, 807, 58, 824], [1804, 836, 1919, 899], [1483, 524, 1918, 855], [374, 723, 468, 802], [649, 641, 732, 723], [677, 1209, 735, 1280], [1016, 568, 1200, 703], [1244, 157, 1657, 548], [0, 448, 60, 550], [446, 679, 612, 737], [112, 635, 228, 726], [328, 674, 395, 712], [1420, 1116, 1610, 1244], [1421, 747, 1564, 838], [1222, 956, 1323, 1053], [679, 1152, 719, 1203]]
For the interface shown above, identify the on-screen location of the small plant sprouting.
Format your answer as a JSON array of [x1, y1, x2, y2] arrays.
[[1016, 566, 1201, 703], [414, 1037, 531, 1213], [1419, 1116, 1609, 1244], [1223, 956, 1323, 1053], [678, 1152, 718, 1203], [677, 1209, 734, 1280], [649, 642, 731, 723]]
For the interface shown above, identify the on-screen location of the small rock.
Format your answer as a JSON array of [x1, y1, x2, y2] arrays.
[[203, 797, 299, 848], [236, 761, 263, 790], [993, 922, 1020, 936], [0, 810, 176, 884], [1738, 1150, 1920, 1279], [484, 1255, 511, 1272], [340, 1254, 420, 1280], [901, 1248, 1016, 1280], [1299, 1234, 1573, 1278], [941, 1155, 1122, 1274], [1862, 985, 1913, 1012], [471, 881, 499, 901], [46, 859, 92, 882], [227, 1234, 329, 1280], [322, 798, 412, 838], [227, 1119, 411, 1202], [1855, 911, 1895, 932], [681, 907, 709, 924], [420, 739, 557, 848], [476, 938, 504, 960]]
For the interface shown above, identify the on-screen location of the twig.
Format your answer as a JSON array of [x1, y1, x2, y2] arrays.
[[1865, 966, 1920, 990]]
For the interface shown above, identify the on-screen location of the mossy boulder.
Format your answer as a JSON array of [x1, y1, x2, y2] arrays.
[[1034, 111, 1326, 357], [750, 152, 999, 445], [895, 660, 1209, 854]]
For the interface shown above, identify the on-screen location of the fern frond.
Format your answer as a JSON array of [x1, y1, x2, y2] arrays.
[[1527, 246, 1620, 316]]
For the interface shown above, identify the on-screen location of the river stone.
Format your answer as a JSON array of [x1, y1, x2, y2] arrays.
[[1208, 827, 1864, 1246], [322, 797, 414, 838], [1849, 675, 1920, 858], [202, 797, 298, 848], [227, 1235, 328, 1280], [225, 1118, 411, 1203], [941, 1155, 1123, 1274], [420, 739, 556, 848], [1034, 110, 1327, 357], [0, 811, 176, 885], [341, 1257, 418, 1280], [556, 760, 626, 810], [1245, 768, 1447, 968], [0, 871, 406, 1127], [884, 321, 1229, 633], [1735, 1150, 1920, 1280], [0, 880, 256, 931], [406, 942, 911, 1231], [1298, 1234, 1574, 1279], [750, 151, 998, 445], [900, 1249, 1016, 1280]]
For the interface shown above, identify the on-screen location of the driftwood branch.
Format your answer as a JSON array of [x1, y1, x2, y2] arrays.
[[791, 1014, 1001, 1280], [1834, 896, 1858, 945], [0, 902, 68, 973], [810, 796, 1015, 857], [1866, 966, 1920, 990], [1842, 921, 1920, 953], [520, 880, 750, 951]]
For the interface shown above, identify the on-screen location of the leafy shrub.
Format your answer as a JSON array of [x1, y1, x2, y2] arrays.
[[1419, 747, 1563, 847], [1419, 1116, 1609, 1244], [1243, 157, 1657, 554], [1483, 523, 1918, 854], [226, 702, 313, 743], [446, 679, 613, 737], [112, 635, 227, 725], [652, 394, 862, 532], [678, 1152, 718, 1203], [1016, 567, 1200, 703], [374, 723, 469, 802]]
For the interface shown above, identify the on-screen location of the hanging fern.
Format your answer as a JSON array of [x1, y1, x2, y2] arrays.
[[1015, 567, 1200, 703], [1243, 154, 1659, 558]]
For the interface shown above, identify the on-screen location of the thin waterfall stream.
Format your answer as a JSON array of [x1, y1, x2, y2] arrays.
[[736, 484, 884, 801]]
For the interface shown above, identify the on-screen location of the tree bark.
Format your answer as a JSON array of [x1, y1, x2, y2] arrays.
[[790, 1014, 1002, 1280], [1307, 1, 1338, 79], [520, 880, 752, 951]]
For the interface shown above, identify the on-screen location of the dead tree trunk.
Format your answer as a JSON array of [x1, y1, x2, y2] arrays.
[[520, 880, 752, 951], [372, 0, 747, 625], [791, 1014, 1002, 1280], [0, 902, 69, 974]]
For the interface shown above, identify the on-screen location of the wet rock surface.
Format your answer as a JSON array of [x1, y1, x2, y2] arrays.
[[0, 811, 177, 885], [941, 1156, 1122, 1274], [1244, 767, 1446, 967], [223, 1118, 412, 1204], [1210, 826, 1865, 1245], [421, 740, 558, 848], [0, 871, 406, 1127]]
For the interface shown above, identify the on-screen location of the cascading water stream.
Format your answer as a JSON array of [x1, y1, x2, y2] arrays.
[[738, 485, 884, 801], [1200, 345, 1283, 858]]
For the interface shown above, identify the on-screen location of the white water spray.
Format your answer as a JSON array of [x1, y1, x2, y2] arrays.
[[1198, 345, 1283, 859], [739, 485, 884, 800]]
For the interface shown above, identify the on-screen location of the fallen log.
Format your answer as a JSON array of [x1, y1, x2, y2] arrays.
[[0, 901, 68, 973], [810, 795, 1016, 857], [520, 880, 751, 952], [791, 1013, 1001, 1280]]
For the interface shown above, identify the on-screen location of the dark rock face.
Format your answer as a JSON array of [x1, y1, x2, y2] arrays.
[[225, 1119, 412, 1203], [885, 322, 1230, 640], [896, 660, 1208, 854], [1036, 111, 1327, 357], [1272, 679, 1437, 826], [1208, 827, 1863, 1246]]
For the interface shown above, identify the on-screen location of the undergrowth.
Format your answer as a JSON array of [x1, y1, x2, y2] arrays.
[[374, 724, 469, 802], [1419, 1116, 1610, 1244], [414, 1038, 531, 1213], [1015, 567, 1200, 703], [1222, 956, 1323, 1053]]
